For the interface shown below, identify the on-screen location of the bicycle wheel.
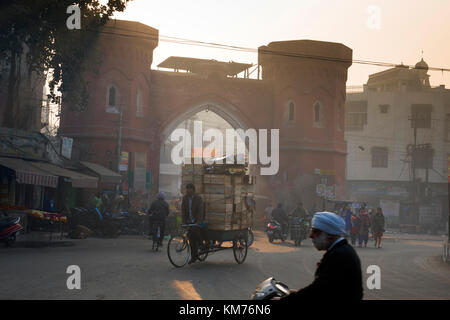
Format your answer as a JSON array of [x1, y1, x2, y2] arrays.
[[167, 234, 190, 267], [197, 240, 210, 262], [233, 236, 248, 264]]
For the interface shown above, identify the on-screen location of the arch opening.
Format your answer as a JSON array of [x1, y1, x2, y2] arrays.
[[159, 103, 250, 199]]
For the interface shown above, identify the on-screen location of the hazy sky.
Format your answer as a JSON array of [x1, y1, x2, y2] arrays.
[[113, 0, 450, 87]]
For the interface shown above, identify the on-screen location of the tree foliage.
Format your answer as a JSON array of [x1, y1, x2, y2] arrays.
[[0, 0, 131, 129]]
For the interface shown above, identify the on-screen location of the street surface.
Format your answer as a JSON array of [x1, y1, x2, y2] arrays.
[[0, 231, 449, 300]]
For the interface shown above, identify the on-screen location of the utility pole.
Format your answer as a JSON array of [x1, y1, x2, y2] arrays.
[[116, 104, 123, 193], [408, 115, 418, 225], [408, 116, 418, 183]]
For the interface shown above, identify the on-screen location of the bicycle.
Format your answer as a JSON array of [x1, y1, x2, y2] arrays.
[[151, 220, 164, 252]]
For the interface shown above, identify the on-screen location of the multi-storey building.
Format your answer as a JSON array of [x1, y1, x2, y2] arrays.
[[345, 60, 449, 228]]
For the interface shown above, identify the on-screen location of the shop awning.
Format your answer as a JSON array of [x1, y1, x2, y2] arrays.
[[79, 161, 122, 184], [0, 157, 58, 188], [30, 162, 98, 188]]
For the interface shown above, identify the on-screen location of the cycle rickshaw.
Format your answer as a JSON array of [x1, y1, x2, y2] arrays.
[[167, 223, 249, 267]]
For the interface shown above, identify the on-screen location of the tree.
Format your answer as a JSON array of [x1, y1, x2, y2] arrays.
[[0, 0, 131, 130]]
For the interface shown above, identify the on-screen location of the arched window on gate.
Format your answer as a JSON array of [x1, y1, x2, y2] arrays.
[[136, 87, 144, 118], [106, 85, 119, 114], [313, 101, 324, 128], [288, 101, 295, 121]]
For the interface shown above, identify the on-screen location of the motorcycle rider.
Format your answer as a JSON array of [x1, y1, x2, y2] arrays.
[[148, 192, 170, 246], [271, 203, 289, 236], [291, 201, 308, 219], [279, 212, 363, 300], [290, 201, 309, 241]]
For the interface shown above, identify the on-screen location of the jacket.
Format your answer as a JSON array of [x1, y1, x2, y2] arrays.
[[291, 207, 308, 219], [371, 214, 385, 233], [149, 199, 169, 221], [282, 239, 363, 300], [350, 215, 359, 234], [181, 194, 204, 224], [358, 213, 371, 235], [272, 207, 288, 224], [344, 210, 352, 231]]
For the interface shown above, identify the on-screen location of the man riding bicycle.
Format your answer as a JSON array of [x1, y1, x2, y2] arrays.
[[148, 192, 170, 247]]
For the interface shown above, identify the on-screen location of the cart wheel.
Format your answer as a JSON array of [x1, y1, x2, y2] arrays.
[[197, 240, 210, 262], [167, 234, 190, 268], [233, 237, 248, 264]]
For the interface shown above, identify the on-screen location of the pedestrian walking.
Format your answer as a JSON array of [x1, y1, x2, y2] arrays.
[[350, 212, 359, 246], [343, 205, 353, 236], [371, 207, 385, 248], [358, 208, 371, 248]]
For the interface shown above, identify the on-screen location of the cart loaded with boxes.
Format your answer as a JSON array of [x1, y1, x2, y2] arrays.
[[167, 161, 256, 267]]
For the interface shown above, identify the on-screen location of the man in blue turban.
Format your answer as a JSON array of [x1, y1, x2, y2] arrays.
[[281, 212, 363, 300]]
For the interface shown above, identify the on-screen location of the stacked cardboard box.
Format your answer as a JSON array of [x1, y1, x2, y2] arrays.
[[181, 164, 204, 195], [181, 163, 256, 231]]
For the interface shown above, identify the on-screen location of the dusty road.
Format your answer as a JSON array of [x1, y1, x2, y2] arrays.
[[0, 231, 449, 300]]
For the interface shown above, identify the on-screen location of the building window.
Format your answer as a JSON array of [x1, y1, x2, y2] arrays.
[[371, 147, 388, 168], [313, 101, 324, 128], [106, 85, 119, 113], [345, 100, 367, 131], [411, 104, 432, 129], [288, 101, 295, 121], [136, 88, 144, 118], [379, 104, 389, 114], [109, 87, 116, 106]]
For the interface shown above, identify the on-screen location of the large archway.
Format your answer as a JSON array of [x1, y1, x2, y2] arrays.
[[159, 101, 250, 143], [158, 102, 250, 199]]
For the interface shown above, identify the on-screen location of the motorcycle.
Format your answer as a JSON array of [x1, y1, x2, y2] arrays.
[[0, 211, 23, 247], [266, 220, 287, 243], [251, 277, 291, 300], [119, 210, 148, 236], [290, 217, 310, 246], [70, 207, 123, 238]]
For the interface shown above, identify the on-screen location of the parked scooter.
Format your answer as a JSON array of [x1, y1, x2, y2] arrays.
[[0, 210, 23, 247], [290, 217, 310, 246], [251, 277, 291, 300], [266, 220, 287, 243]]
